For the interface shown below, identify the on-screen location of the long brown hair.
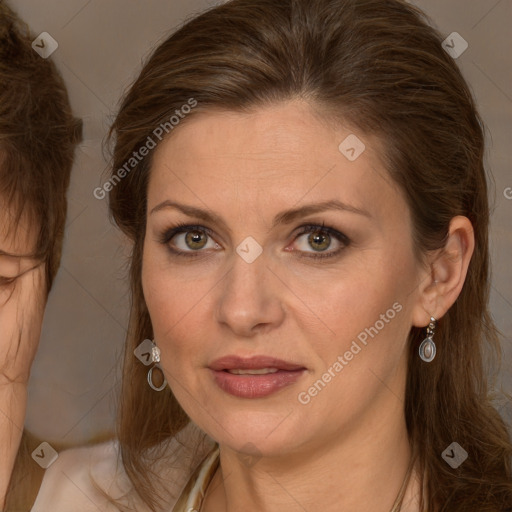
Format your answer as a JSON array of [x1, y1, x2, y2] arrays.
[[1, 1, 82, 509], [0, 0, 82, 293], [107, 0, 512, 510]]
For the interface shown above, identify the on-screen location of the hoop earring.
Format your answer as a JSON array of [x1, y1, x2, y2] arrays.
[[147, 341, 168, 391], [419, 316, 437, 362]]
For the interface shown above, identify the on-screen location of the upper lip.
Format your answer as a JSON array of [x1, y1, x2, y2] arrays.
[[209, 355, 306, 371]]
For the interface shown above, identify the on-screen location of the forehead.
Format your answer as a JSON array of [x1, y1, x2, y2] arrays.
[[154, 100, 359, 167], [148, 100, 404, 221]]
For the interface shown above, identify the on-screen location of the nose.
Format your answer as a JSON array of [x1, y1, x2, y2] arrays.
[[214, 249, 286, 337]]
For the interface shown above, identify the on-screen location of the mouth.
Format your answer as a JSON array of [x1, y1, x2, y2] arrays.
[[223, 368, 280, 375], [208, 355, 307, 398], [208, 355, 306, 372]]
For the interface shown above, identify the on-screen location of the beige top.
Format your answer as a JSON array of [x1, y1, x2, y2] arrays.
[[171, 443, 220, 512], [30, 422, 217, 511]]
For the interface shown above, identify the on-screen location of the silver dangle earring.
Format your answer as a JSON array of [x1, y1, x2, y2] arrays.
[[419, 316, 437, 362], [147, 340, 168, 391]]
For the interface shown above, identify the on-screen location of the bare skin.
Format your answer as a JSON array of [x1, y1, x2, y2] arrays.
[[142, 99, 474, 511], [0, 209, 46, 509]]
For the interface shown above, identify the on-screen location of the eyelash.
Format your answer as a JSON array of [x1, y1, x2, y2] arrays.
[[158, 222, 350, 260]]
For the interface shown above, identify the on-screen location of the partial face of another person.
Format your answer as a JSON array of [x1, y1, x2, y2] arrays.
[[0, 205, 41, 306], [142, 100, 428, 456], [0, 197, 46, 384]]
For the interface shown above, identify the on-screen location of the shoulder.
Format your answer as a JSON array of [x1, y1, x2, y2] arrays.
[[30, 439, 130, 512], [30, 422, 216, 511]]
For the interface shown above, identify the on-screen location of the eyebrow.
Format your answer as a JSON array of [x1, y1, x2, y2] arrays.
[[150, 199, 371, 229]]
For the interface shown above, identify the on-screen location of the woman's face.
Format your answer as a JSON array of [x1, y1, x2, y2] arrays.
[[142, 99, 429, 455]]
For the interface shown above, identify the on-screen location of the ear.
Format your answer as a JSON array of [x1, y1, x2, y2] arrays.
[[411, 215, 475, 328]]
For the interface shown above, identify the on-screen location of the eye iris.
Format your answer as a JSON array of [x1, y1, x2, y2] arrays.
[[308, 231, 330, 251], [185, 230, 207, 250]]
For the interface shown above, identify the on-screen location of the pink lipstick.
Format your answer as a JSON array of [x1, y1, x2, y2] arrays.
[[209, 355, 307, 398]]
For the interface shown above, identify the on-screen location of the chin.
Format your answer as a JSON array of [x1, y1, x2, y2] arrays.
[[196, 407, 311, 455]]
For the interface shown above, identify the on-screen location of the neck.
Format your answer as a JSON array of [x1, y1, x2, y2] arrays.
[[202, 393, 422, 512]]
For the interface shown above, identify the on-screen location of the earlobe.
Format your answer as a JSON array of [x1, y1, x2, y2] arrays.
[[411, 215, 475, 328]]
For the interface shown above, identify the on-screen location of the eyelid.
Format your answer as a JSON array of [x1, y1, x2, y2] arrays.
[[159, 223, 220, 258], [159, 223, 217, 245], [290, 223, 349, 259], [295, 223, 350, 244], [0, 261, 43, 283]]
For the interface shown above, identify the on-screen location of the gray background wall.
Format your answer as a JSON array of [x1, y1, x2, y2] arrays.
[[8, 0, 511, 446]]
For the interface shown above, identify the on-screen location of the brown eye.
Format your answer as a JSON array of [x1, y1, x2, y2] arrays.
[[292, 224, 350, 260], [307, 231, 331, 252], [160, 223, 221, 256], [184, 230, 208, 250]]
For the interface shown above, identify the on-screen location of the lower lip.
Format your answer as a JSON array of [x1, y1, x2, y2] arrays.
[[209, 368, 306, 398]]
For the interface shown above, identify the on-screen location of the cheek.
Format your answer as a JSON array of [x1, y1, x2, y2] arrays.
[[298, 286, 412, 421], [311, 250, 415, 370], [141, 247, 211, 363]]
